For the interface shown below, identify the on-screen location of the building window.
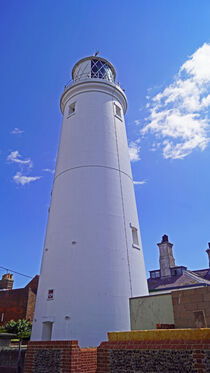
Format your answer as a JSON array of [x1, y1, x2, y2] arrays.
[[114, 104, 122, 119], [171, 267, 183, 276], [42, 322, 53, 341], [1, 313, 4, 322], [68, 102, 76, 116], [150, 271, 160, 279], [47, 289, 54, 300]]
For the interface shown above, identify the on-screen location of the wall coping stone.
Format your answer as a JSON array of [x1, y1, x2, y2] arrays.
[[108, 328, 210, 342]]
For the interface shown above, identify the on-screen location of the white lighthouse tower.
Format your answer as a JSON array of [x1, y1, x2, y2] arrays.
[[31, 56, 148, 347]]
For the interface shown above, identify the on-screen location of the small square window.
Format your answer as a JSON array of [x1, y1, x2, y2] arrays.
[[68, 102, 76, 116], [114, 104, 122, 119], [48, 289, 54, 300]]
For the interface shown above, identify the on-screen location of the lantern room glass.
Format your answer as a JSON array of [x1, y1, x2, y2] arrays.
[[91, 59, 114, 82]]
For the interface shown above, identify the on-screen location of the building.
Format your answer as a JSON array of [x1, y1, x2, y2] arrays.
[[130, 235, 210, 330], [31, 55, 148, 347], [0, 273, 39, 326], [148, 235, 210, 293]]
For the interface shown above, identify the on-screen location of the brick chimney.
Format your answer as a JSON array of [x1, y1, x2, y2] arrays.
[[0, 273, 14, 290], [157, 235, 175, 277], [206, 242, 210, 268]]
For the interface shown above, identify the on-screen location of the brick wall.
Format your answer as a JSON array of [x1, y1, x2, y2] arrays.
[[172, 286, 210, 328], [25, 289, 36, 322], [0, 286, 37, 325], [0, 288, 29, 325], [80, 348, 97, 373], [97, 340, 210, 372], [24, 276, 39, 294], [23, 329, 210, 372], [96, 329, 210, 373], [24, 341, 97, 373]]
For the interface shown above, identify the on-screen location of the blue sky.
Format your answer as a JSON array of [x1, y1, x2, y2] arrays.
[[1, 0, 210, 288]]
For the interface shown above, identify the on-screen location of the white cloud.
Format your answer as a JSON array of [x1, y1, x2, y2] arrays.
[[128, 141, 141, 162], [10, 128, 24, 135], [13, 172, 41, 186], [143, 42, 210, 159], [43, 168, 55, 174], [7, 151, 32, 168], [134, 119, 140, 125], [133, 180, 147, 185]]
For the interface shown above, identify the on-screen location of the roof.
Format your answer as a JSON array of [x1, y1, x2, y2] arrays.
[[192, 268, 210, 281], [148, 269, 210, 292]]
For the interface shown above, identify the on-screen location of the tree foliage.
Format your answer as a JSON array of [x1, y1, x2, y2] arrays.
[[1, 319, 32, 340]]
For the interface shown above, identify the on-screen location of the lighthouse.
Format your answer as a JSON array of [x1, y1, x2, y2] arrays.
[[31, 56, 148, 347]]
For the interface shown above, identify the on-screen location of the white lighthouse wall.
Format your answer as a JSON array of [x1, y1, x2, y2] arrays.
[[31, 80, 148, 347]]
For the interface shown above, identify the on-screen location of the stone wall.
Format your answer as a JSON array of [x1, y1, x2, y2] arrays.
[[97, 329, 210, 373], [22, 329, 210, 372], [24, 340, 97, 373]]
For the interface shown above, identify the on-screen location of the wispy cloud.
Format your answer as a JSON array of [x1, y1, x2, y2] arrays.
[[133, 180, 147, 185], [134, 119, 140, 126], [143, 42, 210, 159], [7, 151, 32, 168], [128, 141, 141, 162], [10, 128, 24, 135], [13, 172, 41, 186], [43, 168, 55, 174]]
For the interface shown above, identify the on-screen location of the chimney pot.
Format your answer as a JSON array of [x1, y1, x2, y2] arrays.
[[0, 273, 14, 290], [162, 234, 168, 243], [206, 243, 210, 268]]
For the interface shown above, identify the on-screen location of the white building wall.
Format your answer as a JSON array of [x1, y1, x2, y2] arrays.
[[31, 67, 148, 347]]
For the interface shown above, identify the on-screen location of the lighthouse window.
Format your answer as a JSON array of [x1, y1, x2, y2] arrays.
[[130, 224, 139, 247], [115, 104, 122, 119], [68, 102, 76, 116]]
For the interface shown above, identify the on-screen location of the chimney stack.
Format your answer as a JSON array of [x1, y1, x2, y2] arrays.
[[157, 235, 175, 277], [0, 273, 14, 290], [206, 242, 210, 268]]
